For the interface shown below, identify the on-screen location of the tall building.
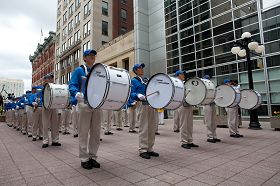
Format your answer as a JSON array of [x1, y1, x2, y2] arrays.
[[163, 0, 280, 117], [55, 0, 112, 84], [112, 0, 134, 39], [29, 31, 56, 86], [0, 78, 24, 98]]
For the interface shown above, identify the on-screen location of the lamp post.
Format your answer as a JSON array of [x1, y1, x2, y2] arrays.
[[231, 32, 265, 130]]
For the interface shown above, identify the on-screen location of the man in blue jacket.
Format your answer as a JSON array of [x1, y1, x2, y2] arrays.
[[130, 63, 159, 159], [69, 49, 102, 169]]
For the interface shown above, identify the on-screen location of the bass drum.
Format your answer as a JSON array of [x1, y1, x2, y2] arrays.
[[239, 89, 261, 110], [85, 63, 131, 110], [43, 83, 70, 109], [214, 85, 241, 108], [146, 73, 184, 110], [184, 77, 216, 105]]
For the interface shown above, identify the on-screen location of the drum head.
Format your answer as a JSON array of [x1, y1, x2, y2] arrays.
[[214, 85, 235, 107], [146, 73, 173, 109], [185, 78, 206, 105], [239, 89, 261, 110], [43, 83, 51, 108], [86, 63, 108, 108]]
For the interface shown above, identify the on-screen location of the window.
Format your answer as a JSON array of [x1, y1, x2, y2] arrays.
[[62, 42, 66, 52], [102, 21, 108, 35], [83, 41, 91, 51], [122, 58, 129, 71], [75, 0, 80, 8], [74, 30, 81, 42], [74, 12, 80, 26], [63, 11, 67, 22], [69, 3, 74, 16], [57, 19, 61, 30], [120, 27, 127, 35], [121, 9, 127, 21], [84, 1, 91, 17], [62, 27, 67, 38], [83, 21, 91, 37], [68, 19, 73, 32], [102, 1, 108, 16], [67, 36, 73, 47]]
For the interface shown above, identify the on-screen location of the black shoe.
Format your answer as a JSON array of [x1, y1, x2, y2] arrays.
[[188, 143, 199, 147], [81, 161, 93, 170], [113, 124, 116, 126], [174, 129, 180, 133], [116, 128, 123, 131], [139, 152, 150, 159], [129, 130, 137, 133], [214, 138, 222, 142], [38, 137, 43, 140], [13, 126, 16, 129], [32, 138, 36, 141], [42, 144, 48, 148], [28, 134, 32, 137], [100, 138, 102, 141], [65, 131, 71, 134], [104, 131, 113, 135], [136, 126, 139, 128], [148, 151, 159, 157], [181, 144, 191, 149], [237, 134, 243, 137], [124, 125, 129, 128], [207, 139, 216, 143], [22, 133, 26, 135], [16, 128, 20, 131], [155, 132, 160, 135], [51, 142, 61, 146], [74, 134, 78, 138], [8, 125, 12, 127], [89, 158, 100, 168], [59, 131, 62, 133], [62, 132, 67, 135], [230, 134, 240, 138]]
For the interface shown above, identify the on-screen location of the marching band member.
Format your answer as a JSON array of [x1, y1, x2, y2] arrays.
[[14, 97, 21, 131], [25, 90, 34, 137], [202, 75, 221, 143], [69, 49, 101, 169], [122, 105, 129, 128], [114, 110, 123, 131], [19, 95, 28, 135], [71, 97, 79, 138], [174, 70, 199, 149], [130, 63, 159, 159], [103, 110, 113, 135], [127, 98, 138, 133], [42, 74, 61, 148], [224, 79, 244, 138], [61, 108, 71, 135], [30, 86, 43, 141]]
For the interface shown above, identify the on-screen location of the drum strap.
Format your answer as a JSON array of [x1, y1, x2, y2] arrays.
[[80, 64, 89, 76]]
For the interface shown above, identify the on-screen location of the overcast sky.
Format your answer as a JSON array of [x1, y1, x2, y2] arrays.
[[0, 0, 279, 92]]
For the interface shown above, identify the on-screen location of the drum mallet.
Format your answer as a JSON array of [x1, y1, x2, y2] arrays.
[[146, 91, 159, 98]]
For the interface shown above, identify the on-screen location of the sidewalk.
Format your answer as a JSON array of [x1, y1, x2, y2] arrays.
[[0, 120, 279, 186]]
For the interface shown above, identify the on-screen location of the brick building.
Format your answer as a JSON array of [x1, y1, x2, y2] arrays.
[[29, 31, 56, 86]]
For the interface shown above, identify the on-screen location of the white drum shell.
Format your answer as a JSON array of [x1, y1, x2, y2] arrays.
[[239, 89, 261, 110], [185, 78, 216, 105], [43, 83, 70, 109], [146, 73, 184, 110], [86, 63, 131, 110], [214, 85, 241, 108]]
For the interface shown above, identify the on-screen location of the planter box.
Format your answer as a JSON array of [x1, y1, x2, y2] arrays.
[[0, 115, 6, 122], [270, 117, 280, 131]]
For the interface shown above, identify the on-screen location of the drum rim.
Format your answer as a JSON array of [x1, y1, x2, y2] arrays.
[[85, 63, 108, 109], [184, 77, 207, 106], [221, 85, 239, 108], [145, 73, 175, 109], [239, 89, 261, 110], [43, 83, 52, 109]]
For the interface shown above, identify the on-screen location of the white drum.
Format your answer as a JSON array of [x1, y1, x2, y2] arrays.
[[146, 73, 184, 110], [86, 63, 131, 110], [239, 89, 261, 110], [214, 85, 241, 108], [184, 77, 216, 105], [43, 83, 70, 109]]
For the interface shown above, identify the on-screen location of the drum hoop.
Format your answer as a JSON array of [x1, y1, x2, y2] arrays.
[[121, 69, 131, 110], [42, 83, 52, 109], [227, 85, 238, 108], [85, 63, 111, 109], [145, 73, 175, 109], [184, 77, 207, 106], [240, 89, 261, 110]]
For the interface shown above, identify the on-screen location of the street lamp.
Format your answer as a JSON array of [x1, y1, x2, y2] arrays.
[[231, 32, 265, 130]]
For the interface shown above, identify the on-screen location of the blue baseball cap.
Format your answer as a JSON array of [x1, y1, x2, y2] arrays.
[[203, 75, 210, 80], [26, 90, 31, 94], [83, 49, 97, 56], [223, 79, 231, 84], [43, 73, 54, 80], [133, 63, 145, 73], [175, 70, 184, 76]]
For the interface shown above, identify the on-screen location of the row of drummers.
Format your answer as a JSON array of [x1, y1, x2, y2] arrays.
[[45, 63, 261, 112]]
